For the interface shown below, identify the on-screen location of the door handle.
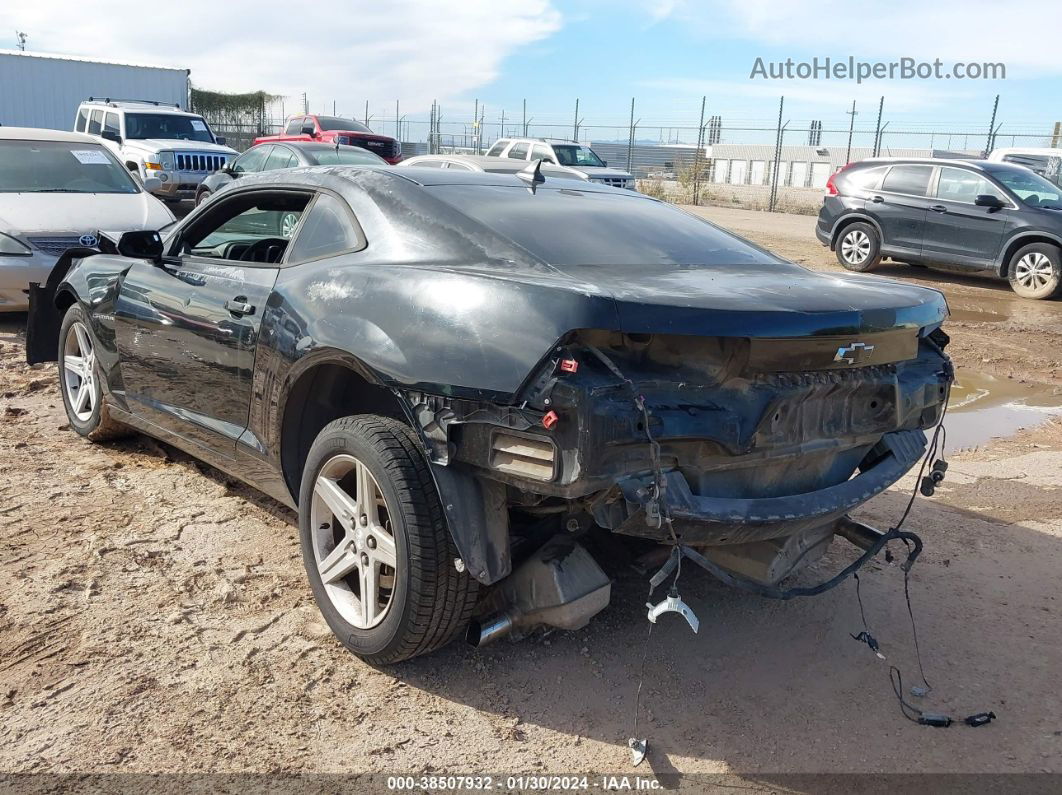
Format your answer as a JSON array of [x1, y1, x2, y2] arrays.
[[930, 205, 948, 213], [225, 297, 256, 316], [871, 195, 884, 203]]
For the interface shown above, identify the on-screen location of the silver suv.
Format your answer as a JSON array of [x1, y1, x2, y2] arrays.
[[485, 138, 636, 190], [74, 98, 237, 203]]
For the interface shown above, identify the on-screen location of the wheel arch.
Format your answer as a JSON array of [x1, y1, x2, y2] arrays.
[[278, 351, 410, 504], [995, 233, 1062, 277], [830, 213, 882, 251]]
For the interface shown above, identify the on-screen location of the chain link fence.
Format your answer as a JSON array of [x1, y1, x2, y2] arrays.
[[206, 95, 1060, 214]]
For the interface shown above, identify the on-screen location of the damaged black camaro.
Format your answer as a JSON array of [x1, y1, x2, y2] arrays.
[[26, 165, 952, 664]]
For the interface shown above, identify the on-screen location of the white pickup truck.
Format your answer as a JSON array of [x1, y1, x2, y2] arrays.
[[74, 98, 237, 203]]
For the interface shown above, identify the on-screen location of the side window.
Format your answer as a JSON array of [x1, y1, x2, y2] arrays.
[[181, 192, 311, 262], [75, 108, 88, 132], [284, 117, 304, 135], [486, 141, 508, 157], [263, 146, 296, 171], [233, 146, 271, 174], [531, 144, 555, 163], [411, 159, 444, 168], [845, 166, 887, 191], [881, 165, 932, 197], [88, 110, 104, 135], [104, 112, 120, 136], [507, 143, 529, 160], [936, 167, 1005, 204], [286, 193, 363, 263], [446, 161, 474, 171]]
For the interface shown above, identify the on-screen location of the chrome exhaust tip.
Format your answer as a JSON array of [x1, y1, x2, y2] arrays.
[[466, 611, 515, 647]]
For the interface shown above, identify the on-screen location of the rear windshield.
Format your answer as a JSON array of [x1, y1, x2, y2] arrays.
[[316, 116, 372, 133], [427, 184, 779, 266], [0, 140, 139, 194]]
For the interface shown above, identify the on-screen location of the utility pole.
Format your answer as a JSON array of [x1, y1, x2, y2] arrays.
[[769, 96, 785, 212], [473, 99, 479, 154], [302, 92, 309, 115], [500, 109, 506, 141], [844, 100, 857, 165], [626, 97, 638, 173], [333, 100, 336, 115], [872, 96, 884, 157], [573, 98, 579, 142], [984, 94, 1000, 156], [479, 103, 486, 154], [15, 31, 27, 51], [396, 100, 400, 142], [692, 96, 707, 206], [364, 101, 370, 127], [522, 99, 527, 136]]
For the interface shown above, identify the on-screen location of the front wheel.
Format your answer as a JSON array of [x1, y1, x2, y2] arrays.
[[835, 222, 881, 272], [1008, 243, 1062, 300], [298, 415, 478, 664], [58, 304, 129, 441]]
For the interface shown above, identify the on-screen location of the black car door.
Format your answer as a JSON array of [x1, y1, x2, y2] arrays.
[[113, 188, 311, 457], [921, 166, 1011, 270], [868, 164, 936, 256]]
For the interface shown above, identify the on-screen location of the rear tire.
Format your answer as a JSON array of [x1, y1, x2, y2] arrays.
[[298, 415, 478, 664], [835, 222, 881, 272], [1008, 242, 1062, 300], [58, 304, 129, 442]]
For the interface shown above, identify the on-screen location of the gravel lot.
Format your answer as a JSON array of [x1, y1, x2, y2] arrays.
[[2, 206, 1062, 787]]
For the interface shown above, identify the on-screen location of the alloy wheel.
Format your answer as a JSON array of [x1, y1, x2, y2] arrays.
[[1014, 252, 1055, 291], [281, 212, 300, 239], [309, 454, 398, 629], [841, 229, 871, 265], [62, 321, 97, 422]]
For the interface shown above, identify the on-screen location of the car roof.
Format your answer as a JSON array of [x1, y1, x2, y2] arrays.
[[80, 100, 190, 115], [228, 165, 636, 196], [0, 126, 99, 144], [857, 157, 997, 170]]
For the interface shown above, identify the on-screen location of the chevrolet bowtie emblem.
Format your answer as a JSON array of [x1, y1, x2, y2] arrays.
[[834, 342, 875, 365]]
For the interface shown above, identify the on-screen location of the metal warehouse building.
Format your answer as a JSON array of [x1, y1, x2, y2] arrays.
[[0, 49, 189, 131]]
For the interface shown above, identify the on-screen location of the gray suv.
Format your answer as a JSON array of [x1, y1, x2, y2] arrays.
[[816, 157, 1062, 299]]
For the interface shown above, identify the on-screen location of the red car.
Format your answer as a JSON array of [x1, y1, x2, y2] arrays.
[[254, 115, 402, 164]]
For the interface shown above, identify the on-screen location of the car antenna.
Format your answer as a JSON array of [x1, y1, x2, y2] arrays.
[[517, 158, 546, 193]]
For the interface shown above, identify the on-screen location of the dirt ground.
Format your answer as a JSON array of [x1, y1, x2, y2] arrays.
[[2, 206, 1062, 789]]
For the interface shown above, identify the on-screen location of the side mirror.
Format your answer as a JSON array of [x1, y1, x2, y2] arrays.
[[126, 162, 139, 173], [975, 194, 1005, 208], [300, 123, 316, 137], [101, 130, 122, 144], [142, 177, 162, 193], [117, 229, 164, 262], [215, 136, 227, 146]]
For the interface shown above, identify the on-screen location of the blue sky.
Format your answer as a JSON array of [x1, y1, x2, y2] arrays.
[[4, 0, 1058, 145]]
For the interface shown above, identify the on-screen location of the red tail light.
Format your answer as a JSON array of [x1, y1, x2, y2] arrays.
[[825, 171, 840, 196]]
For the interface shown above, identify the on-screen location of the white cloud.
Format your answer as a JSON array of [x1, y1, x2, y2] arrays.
[[2, 0, 563, 115], [646, 0, 1062, 76]]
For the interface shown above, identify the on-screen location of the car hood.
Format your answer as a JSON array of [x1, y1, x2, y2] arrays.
[[548, 261, 948, 336], [0, 192, 175, 236], [126, 139, 238, 155]]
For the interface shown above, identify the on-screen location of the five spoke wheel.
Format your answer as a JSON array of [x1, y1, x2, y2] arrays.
[[310, 454, 398, 629], [62, 320, 97, 422]]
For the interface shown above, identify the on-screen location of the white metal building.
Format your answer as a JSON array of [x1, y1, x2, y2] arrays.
[[0, 50, 189, 131]]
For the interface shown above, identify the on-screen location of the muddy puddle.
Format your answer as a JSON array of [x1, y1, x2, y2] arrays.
[[947, 289, 1062, 329], [944, 371, 1062, 450]]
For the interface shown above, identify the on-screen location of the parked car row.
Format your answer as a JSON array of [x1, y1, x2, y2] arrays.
[[817, 156, 1062, 299]]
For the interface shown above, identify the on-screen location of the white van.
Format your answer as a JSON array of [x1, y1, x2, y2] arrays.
[[986, 147, 1062, 187]]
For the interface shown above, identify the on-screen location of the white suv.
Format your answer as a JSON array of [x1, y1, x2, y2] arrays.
[[74, 99, 237, 203], [485, 138, 636, 190]]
